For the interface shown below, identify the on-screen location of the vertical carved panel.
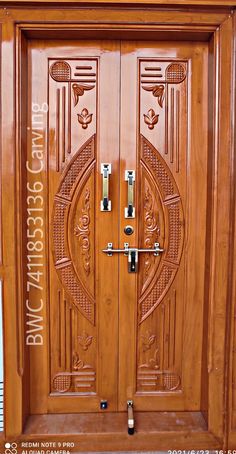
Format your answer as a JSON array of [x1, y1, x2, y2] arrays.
[[137, 59, 187, 395], [140, 59, 187, 174], [137, 292, 181, 392], [49, 59, 97, 171], [69, 168, 95, 299], [139, 136, 184, 324], [49, 59, 98, 395], [51, 136, 95, 324], [138, 167, 165, 296]]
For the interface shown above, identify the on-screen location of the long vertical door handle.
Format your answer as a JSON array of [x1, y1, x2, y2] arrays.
[[101, 163, 111, 211], [125, 170, 135, 218]]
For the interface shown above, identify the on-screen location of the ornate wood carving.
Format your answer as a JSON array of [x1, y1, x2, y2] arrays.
[[166, 63, 186, 83], [142, 182, 161, 286], [142, 85, 165, 107], [142, 137, 178, 200], [143, 108, 159, 129], [137, 293, 181, 392], [51, 136, 96, 324], [74, 188, 91, 276], [141, 331, 156, 352], [165, 200, 183, 265], [52, 336, 96, 394], [52, 368, 96, 394], [73, 351, 93, 371], [50, 61, 71, 82], [141, 63, 186, 86], [77, 108, 93, 129], [140, 60, 187, 168], [140, 264, 175, 321], [137, 350, 181, 392], [78, 331, 93, 351], [139, 136, 184, 323], [72, 84, 95, 107], [49, 58, 97, 170], [57, 138, 94, 201]]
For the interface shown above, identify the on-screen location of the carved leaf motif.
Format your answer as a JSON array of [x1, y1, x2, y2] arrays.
[[142, 84, 165, 108], [141, 330, 156, 352], [78, 331, 93, 351], [77, 108, 93, 129], [72, 83, 95, 107], [143, 109, 159, 130], [139, 348, 160, 370], [73, 351, 93, 371], [74, 188, 91, 276]]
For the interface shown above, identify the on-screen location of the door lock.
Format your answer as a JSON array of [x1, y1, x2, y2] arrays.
[[129, 249, 137, 272], [124, 225, 134, 236], [102, 242, 164, 273]]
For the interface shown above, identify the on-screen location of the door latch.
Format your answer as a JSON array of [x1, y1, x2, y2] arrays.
[[127, 400, 134, 435], [102, 242, 164, 273], [101, 163, 111, 211], [128, 249, 138, 273]]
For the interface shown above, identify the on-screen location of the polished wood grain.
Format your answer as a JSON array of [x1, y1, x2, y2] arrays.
[[0, 0, 235, 5], [118, 40, 208, 412], [0, 4, 235, 452], [27, 40, 121, 414]]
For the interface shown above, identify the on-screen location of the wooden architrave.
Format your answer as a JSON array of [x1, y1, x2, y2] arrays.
[[0, 3, 235, 451]]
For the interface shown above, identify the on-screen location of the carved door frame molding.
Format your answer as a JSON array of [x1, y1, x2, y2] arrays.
[[0, 4, 235, 450]]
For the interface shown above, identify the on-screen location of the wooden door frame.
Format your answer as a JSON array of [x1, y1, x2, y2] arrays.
[[0, 3, 235, 451]]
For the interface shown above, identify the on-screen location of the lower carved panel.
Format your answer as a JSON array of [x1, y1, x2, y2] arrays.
[[52, 370, 96, 394], [137, 370, 181, 392], [137, 292, 181, 393], [50, 292, 97, 395]]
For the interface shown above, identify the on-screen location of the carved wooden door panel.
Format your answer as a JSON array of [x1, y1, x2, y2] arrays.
[[28, 41, 121, 413], [118, 41, 208, 412], [28, 40, 208, 415]]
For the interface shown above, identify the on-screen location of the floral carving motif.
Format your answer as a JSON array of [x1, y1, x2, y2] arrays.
[[143, 108, 159, 130], [141, 330, 156, 352], [73, 351, 93, 371], [77, 108, 93, 129], [142, 84, 165, 108], [78, 331, 93, 351], [74, 188, 91, 276], [139, 348, 160, 370], [72, 83, 95, 107], [143, 186, 160, 278]]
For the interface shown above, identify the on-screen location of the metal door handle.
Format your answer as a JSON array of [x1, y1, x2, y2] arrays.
[[101, 163, 111, 211], [102, 242, 164, 273], [125, 170, 135, 218]]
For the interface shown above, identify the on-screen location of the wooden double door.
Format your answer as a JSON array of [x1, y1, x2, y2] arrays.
[[27, 39, 208, 415]]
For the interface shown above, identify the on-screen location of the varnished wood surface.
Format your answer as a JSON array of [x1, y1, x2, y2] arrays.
[[25, 38, 208, 416], [0, 4, 235, 452], [24, 411, 207, 434], [0, 0, 235, 6]]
